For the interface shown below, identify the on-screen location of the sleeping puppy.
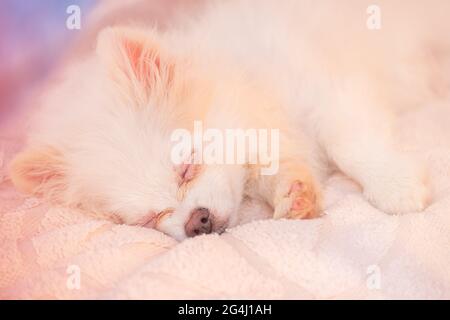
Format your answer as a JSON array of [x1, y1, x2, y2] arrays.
[[9, 0, 450, 240]]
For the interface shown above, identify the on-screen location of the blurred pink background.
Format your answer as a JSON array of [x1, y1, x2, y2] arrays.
[[0, 0, 203, 137], [0, 1, 97, 130]]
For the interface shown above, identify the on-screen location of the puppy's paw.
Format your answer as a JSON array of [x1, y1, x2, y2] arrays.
[[363, 159, 430, 214], [274, 179, 321, 219]]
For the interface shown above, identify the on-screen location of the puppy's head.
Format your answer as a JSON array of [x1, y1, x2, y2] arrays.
[[9, 27, 248, 240]]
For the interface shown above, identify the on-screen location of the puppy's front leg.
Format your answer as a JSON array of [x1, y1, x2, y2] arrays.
[[273, 161, 322, 219], [251, 154, 322, 220]]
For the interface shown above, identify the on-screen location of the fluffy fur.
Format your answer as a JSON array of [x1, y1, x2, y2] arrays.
[[10, 0, 450, 240]]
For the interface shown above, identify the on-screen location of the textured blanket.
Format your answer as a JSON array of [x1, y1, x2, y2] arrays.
[[1, 101, 449, 299], [1, 0, 450, 300]]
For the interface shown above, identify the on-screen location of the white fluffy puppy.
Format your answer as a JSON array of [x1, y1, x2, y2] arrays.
[[10, 0, 450, 240]]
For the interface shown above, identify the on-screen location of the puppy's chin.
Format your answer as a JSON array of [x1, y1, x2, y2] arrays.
[[155, 209, 190, 241], [157, 222, 188, 241]]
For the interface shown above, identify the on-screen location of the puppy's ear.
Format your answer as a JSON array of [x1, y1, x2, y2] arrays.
[[96, 26, 174, 104], [9, 146, 66, 198]]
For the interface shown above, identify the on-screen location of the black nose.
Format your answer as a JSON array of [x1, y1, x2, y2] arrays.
[[185, 207, 212, 237]]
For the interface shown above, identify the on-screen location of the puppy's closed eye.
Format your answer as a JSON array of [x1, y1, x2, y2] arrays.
[[133, 208, 174, 228]]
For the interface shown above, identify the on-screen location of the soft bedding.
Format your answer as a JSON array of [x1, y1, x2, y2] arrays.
[[1, 103, 449, 299]]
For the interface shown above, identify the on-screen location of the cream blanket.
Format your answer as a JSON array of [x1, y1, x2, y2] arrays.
[[1, 102, 449, 299]]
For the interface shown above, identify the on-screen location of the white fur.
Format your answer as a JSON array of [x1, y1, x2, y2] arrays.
[[11, 0, 450, 240]]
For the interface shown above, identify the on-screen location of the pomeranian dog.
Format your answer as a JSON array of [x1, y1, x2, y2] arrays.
[[9, 0, 450, 240]]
